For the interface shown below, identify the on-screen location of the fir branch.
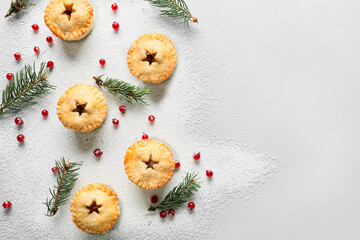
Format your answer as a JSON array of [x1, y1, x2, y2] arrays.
[[44, 158, 82, 217], [93, 75, 151, 106], [148, 172, 200, 211], [5, 0, 35, 18], [145, 0, 198, 25], [0, 62, 55, 115]]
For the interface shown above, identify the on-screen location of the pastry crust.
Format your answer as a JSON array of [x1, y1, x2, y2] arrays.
[[70, 184, 120, 234], [44, 0, 94, 41], [57, 84, 107, 132], [124, 139, 175, 189], [127, 33, 177, 83]]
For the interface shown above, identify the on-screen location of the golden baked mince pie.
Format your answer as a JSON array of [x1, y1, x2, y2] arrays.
[[124, 139, 175, 189], [57, 84, 107, 132], [127, 33, 177, 84], [70, 184, 120, 234], [44, 0, 94, 41]]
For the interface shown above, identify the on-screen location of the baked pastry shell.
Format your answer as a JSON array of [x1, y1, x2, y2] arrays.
[[44, 0, 94, 41], [124, 139, 175, 189], [70, 184, 120, 234], [57, 84, 107, 132], [127, 33, 177, 84]]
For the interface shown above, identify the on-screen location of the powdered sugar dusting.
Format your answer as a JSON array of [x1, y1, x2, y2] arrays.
[[0, 1, 277, 239]]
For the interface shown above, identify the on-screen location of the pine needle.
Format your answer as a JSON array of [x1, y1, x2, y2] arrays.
[[94, 75, 151, 106], [0, 62, 55, 115], [44, 158, 82, 217], [145, 0, 198, 25], [148, 172, 201, 211], [5, 0, 35, 18]]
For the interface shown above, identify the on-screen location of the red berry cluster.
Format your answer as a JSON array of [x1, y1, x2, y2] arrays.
[[159, 209, 176, 219], [6, 25, 55, 83], [14, 110, 49, 142], [111, 3, 120, 31]]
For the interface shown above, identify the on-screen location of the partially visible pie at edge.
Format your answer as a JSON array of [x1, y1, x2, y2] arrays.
[[44, 0, 94, 41]]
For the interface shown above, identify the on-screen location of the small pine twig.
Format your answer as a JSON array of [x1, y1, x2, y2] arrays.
[[0, 62, 55, 115], [148, 172, 200, 211], [44, 158, 82, 217], [93, 75, 151, 106], [145, 0, 198, 25], [5, 0, 35, 18]]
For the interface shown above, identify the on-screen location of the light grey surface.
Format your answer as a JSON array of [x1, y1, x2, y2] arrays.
[[0, 0, 360, 239], [212, 0, 360, 239]]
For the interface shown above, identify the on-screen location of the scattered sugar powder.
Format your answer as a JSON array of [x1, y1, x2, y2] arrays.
[[0, 1, 278, 239]]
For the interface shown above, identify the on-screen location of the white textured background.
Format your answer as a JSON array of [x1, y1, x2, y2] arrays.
[[0, 0, 360, 239]]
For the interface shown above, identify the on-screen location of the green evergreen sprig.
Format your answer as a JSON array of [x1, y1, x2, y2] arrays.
[[145, 0, 198, 25], [93, 75, 151, 106], [148, 172, 201, 211], [5, 0, 35, 18], [0, 62, 55, 115], [44, 158, 82, 217]]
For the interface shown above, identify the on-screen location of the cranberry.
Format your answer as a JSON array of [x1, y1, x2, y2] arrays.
[[51, 167, 58, 173], [168, 209, 175, 217], [34, 46, 40, 54], [142, 134, 149, 140], [188, 202, 195, 210], [6, 73, 13, 80], [175, 161, 180, 168], [31, 24, 39, 31], [99, 59, 106, 66], [159, 211, 167, 218], [14, 117, 23, 125], [93, 149, 103, 157], [2, 201, 12, 209], [193, 152, 201, 160], [111, 3, 118, 11], [47, 61, 54, 68], [119, 106, 126, 113], [151, 195, 158, 204], [46, 36, 53, 43], [14, 52, 21, 60], [17, 134, 25, 142], [148, 115, 155, 122], [42, 109, 49, 117], [112, 22, 120, 30], [112, 118, 119, 125], [206, 170, 213, 177]]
